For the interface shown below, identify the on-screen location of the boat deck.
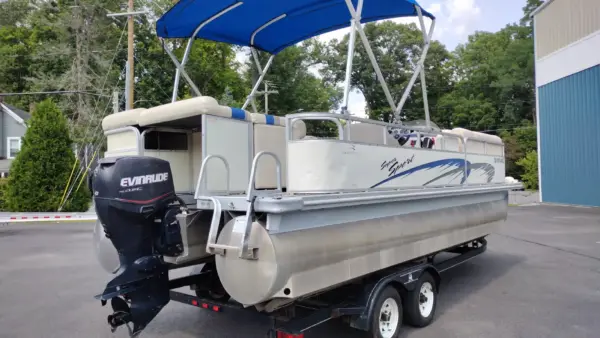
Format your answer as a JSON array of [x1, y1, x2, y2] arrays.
[[195, 183, 523, 213]]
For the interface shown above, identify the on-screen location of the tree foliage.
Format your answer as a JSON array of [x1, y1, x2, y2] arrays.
[[317, 22, 453, 123], [516, 150, 539, 190], [0, 0, 543, 188], [245, 43, 342, 136], [5, 99, 90, 212]]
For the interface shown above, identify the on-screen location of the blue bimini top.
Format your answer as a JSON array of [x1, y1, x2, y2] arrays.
[[156, 0, 434, 55]]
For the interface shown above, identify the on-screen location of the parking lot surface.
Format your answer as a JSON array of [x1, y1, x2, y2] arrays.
[[0, 204, 599, 338]]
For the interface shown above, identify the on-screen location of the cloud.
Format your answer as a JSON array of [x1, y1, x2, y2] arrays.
[[430, 0, 482, 42], [428, 3, 443, 15]]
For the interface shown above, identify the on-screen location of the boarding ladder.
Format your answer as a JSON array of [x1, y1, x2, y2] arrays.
[[195, 151, 283, 260]]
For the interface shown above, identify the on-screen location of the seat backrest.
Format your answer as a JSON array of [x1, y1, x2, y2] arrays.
[[451, 128, 504, 156], [251, 113, 307, 189], [349, 123, 397, 145]]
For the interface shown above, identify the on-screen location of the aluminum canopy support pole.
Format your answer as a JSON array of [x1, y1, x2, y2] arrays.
[[242, 55, 274, 110], [171, 2, 243, 102], [341, 0, 364, 113], [250, 97, 260, 114], [344, 0, 396, 112], [242, 15, 286, 113], [341, 24, 357, 112], [395, 11, 436, 119], [248, 48, 264, 114], [162, 41, 202, 97], [416, 6, 431, 128], [251, 48, 262, 73]]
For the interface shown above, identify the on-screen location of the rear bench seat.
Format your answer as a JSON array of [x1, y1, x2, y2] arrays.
[[102, 96, 307, 194]]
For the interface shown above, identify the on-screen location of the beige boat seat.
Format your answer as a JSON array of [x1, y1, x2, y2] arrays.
[[450, 128, 503, 156], [434, 129, 463, 152], [138, 96, 251, 127], [102, 108, 147, 131], [101, 97, 253, 193], [251, 113, 307, 189], [348, 123, 397, 145]]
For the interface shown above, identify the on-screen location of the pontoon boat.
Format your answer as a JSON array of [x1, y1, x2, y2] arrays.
[[90, 0, 522, 336]]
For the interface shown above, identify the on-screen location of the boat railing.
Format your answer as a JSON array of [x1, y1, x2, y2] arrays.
[[199, 151, 283, 259], [284, 111, 463, 148], [238, 151, 284, 259], [194, 154, 231, 199], [103, 126, 142, 156], [246, 151, 283, 199], [284, 112, 503, 156]]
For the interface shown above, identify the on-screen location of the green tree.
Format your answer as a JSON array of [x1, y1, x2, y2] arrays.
[[22, 0, 126, 133], [500, 121, 537, 178], [317, 22, 453, 123], [521, 0, 544, 27], [516, 150, 538, 190], [247, 43, 341, 114], [246, 43, 342, 137], [5, 99, 90, 212]]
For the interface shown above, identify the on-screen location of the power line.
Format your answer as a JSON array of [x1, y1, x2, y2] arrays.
[[0, 90, 110, 97]]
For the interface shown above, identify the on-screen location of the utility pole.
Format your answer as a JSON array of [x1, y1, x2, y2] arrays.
[[127, 0, 134, 110], [113, 91, 119, 113], [107, 5, 148, 111], [256, 80, 278, 114]]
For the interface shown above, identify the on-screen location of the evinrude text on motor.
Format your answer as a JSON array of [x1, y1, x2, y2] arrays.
[[92, 156, 186, 335]]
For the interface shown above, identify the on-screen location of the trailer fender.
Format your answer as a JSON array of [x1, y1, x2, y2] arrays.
[[421, 266, 441, 292], [350, 264, 439, 331]]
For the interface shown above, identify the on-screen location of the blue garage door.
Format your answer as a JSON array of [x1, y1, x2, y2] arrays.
[[538, 64, 600, 207]]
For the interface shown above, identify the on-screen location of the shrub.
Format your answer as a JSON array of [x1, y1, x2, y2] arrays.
[[516, 150, 539, 190], [5, 99, 90, 212], [0, 177, 8, 211]]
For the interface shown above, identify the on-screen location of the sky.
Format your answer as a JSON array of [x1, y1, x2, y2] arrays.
[[239, 0, 528, 118]]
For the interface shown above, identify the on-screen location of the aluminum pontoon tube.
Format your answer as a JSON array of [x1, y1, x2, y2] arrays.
[[214, 190, 507, 306]]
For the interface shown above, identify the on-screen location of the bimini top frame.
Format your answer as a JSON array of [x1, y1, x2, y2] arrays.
[[156, 0, 436, 126]]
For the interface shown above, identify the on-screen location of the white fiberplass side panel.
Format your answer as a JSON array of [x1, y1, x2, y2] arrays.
[[287, 140, 505, 192], [203, 115, 252, 193], [144, 150, 191, 192], [253, 124, 288, 189], [192, 131, 203, 189], [105, 129, 140, 157]]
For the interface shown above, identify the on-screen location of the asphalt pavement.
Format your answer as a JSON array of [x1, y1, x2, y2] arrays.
[[0, 204, 599, 338]]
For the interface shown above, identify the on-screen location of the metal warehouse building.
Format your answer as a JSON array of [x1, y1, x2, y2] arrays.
[[532, 0, 600, 207]]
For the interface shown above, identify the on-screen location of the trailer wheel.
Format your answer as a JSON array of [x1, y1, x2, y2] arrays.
[[370, 285, 403, 338], [404, 272, 437, 327]]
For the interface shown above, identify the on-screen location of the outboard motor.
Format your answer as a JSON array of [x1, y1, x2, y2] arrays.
[[91, 156, 184, 336]]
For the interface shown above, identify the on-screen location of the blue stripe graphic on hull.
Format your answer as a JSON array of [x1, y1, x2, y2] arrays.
[[371, 158, 470, 189]]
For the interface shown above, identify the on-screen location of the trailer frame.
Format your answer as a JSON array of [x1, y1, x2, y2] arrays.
[[168, 237, 488, 338]]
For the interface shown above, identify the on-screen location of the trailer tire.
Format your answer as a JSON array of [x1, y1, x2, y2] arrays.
[[369, 285, 403, 338], [404, 271, 437, 327]]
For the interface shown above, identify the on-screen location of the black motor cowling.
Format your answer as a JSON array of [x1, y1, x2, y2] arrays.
[[91, 156, 184, 336]]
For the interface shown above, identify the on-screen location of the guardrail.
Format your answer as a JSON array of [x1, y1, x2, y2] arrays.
[[0, 212, 97, 224]]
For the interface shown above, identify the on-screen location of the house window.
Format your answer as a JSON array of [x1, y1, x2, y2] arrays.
[[7, 137, 22, 159]]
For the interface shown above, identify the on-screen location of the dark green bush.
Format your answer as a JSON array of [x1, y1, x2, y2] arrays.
[[0, 177, 8, 211], [516, 150, 539, 191], [5, 99, 90, 212]]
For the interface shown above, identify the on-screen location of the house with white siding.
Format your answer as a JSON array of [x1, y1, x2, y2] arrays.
[[0, 98, 30, 176]]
